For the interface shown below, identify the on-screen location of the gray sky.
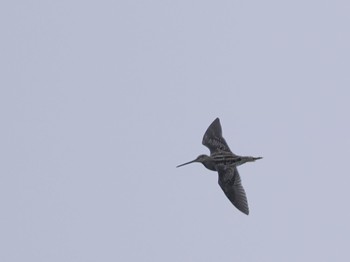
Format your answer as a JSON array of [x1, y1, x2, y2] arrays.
[[1, 0, 349, 261]]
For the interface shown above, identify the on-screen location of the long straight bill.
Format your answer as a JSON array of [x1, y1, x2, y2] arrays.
[[176, 159, 197, 168]]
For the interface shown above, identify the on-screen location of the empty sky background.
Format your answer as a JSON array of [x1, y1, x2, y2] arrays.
[[1, 1, 349, 261]]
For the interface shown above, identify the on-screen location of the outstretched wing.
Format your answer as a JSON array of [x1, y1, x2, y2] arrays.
[[217, 165, 249, 215], [202, 118, 232, 154]]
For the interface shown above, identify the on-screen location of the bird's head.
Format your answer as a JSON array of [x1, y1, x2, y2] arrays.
[[176, 154, 210, 168]]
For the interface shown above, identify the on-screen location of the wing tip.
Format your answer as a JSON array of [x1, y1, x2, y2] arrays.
[[242, 209, 249, 215], [213, 117, 220, 125], [236, 203, 249, 215]]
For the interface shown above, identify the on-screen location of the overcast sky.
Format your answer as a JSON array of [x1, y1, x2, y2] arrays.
[[1, 1, 350, 261]]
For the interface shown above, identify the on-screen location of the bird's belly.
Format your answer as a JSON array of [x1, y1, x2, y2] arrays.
[[203, 162, 217, 171]]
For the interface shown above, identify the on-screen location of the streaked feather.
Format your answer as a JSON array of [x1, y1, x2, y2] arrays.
[[202, 118, 232, 154], [217, 164, 249, 215]]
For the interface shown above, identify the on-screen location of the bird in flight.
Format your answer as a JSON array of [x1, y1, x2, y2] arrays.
[[177, 118, 262, 215]]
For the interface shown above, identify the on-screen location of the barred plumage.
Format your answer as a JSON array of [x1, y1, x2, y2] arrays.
[[177, 118, 262, 215]]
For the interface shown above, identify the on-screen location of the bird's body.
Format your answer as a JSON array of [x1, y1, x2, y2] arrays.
[[177, 118, 262, 215]]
